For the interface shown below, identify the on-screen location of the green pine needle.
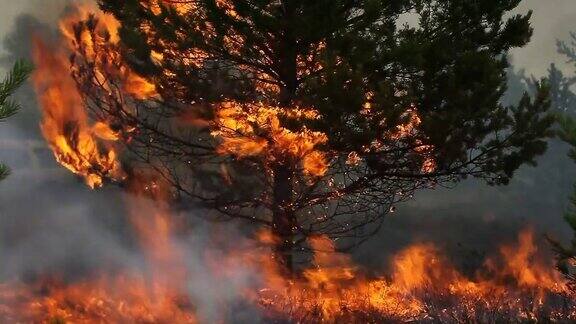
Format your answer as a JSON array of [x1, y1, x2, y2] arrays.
[[0, 164, 10, 182], [0, 60, 34, 121], [0, 60, 33, 182], [0, 100, 20, 122], [1, 60, 34, 95]]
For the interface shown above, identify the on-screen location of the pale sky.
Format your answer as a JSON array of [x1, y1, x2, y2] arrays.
[[512, 0, 576, 76], [0, 0, 574, 76]]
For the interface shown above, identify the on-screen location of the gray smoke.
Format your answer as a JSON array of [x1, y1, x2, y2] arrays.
[[0, 0, 132, 281], [0, 2, 262, 322]]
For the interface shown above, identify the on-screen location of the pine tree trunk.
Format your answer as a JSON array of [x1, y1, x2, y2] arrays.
[[272, 0, 298, 273], [272, 164, 296, 272]]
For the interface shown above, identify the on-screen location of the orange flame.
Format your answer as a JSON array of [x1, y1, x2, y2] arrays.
[[32, 37, 124, 188], [20, 2, 200, 317], [0, 173, 196, 323], [211, 101, 329, 177], [58, 2, 157, 100], [254, 229, 571, 322], [31, 3, 163, 188], [0, 276, 196, 323], [125, 174, 187, 290]]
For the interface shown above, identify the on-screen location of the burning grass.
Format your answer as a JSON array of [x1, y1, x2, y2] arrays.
[[253, 231, 576, 323], [0, 275, 196, 324], [1, 228, 575, 323]]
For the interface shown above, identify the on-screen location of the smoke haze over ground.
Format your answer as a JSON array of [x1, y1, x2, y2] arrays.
[[0, 0, 575, 310]]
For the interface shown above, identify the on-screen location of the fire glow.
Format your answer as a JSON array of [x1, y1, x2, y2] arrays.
[[211, 101, 330, 178], [31, 37, 124, 189], [255, 229, 570, 322], [0, 176, 197, 323], [5, 1, 575, 323]]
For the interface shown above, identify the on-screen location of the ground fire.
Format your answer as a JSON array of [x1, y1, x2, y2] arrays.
[[0, 174, 197, 323], [0, 1, 573, 323]]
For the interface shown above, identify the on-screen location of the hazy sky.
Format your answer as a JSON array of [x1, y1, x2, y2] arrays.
[[512, 0, 576, 75]]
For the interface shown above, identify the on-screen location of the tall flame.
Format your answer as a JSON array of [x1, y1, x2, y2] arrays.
[[32, 37, 124, 188], [58, 2, 157, 100], [31, 2, 163, 188]]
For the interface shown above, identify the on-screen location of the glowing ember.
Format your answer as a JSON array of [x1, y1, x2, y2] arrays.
[[149, 0, 196, 15]]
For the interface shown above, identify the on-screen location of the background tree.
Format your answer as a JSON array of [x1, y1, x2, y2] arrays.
[[65, 0, 553, 269], [508, 31, 576, 213], [517, 31, 576, 115], [554, 32, 576, 115], [0, 60, 33, 181], [549, 115, 576, 291], [511, 64, 576, 114], [539, 32, 576, 290]]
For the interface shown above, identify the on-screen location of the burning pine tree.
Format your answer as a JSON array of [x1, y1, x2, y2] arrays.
[[32, 0, 553, 270]]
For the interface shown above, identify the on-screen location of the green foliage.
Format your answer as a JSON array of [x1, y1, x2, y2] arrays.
[[558, 114, 576, 159], [0, 60, 33, 121], [516, 33, 576, 114], [88, 0, 553, 244], [0, 60, 33, 181], [546, 64, 576, 113], [99, 0, 552, 183], [521, 30, 576, 288], [0, 164, 10, 182], [519, 64, 576, 114]]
